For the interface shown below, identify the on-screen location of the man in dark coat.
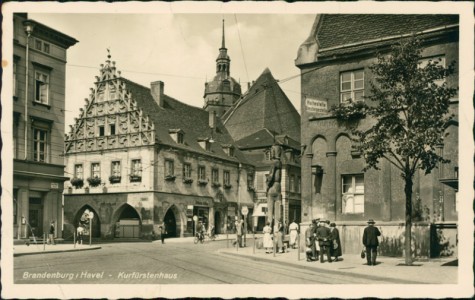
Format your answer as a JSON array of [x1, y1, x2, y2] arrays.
[[362, 219, 381, 266], [330, 222, 342, 261], [305, 221, 316, 262], [316, 220, 332, 263], [159, 223, 167, 244]]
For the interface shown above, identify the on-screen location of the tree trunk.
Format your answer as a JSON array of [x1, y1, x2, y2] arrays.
[[404, 175, 413, 265]]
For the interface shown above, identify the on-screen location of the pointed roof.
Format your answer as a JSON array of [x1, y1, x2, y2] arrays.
[[222, 68, 300, 143]]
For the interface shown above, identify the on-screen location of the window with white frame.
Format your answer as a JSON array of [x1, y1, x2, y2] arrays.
[[91, 163, 100, 178], [198, 166, 206, 181], [74, 164, 83, 179], [165, 159, 174, 176], [33, 128, 47, 162], [131, 159, 142, 177], [256, 172, 269, 192], [212, 168, 219, 183], [35, 71, 49, 104], [340, 70, 364, 103], [419, 55, 446, 87], [183, 163, 192, 179], [342, 174, 364, 214], [111, 161, 121, 177], [223, 171, 231, 186], [289, 175, 295, 192]]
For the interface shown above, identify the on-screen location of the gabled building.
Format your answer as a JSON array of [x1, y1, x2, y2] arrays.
[[12, 13, 78, 240], [63, 53, 254, 239], [222, 68, 302, 231], [296, 15, 459, 257]]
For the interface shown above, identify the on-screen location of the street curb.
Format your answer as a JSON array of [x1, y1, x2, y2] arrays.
[[14, 246, 102, 257], [217, 249, 426, 284]]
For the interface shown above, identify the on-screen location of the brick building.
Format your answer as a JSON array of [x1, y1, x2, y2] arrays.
[[63, 52, 254, 239], [12, 13, 78, 240], [296, 15, 459, 257]]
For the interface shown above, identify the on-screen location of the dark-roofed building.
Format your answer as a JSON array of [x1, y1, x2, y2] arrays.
[[222, 68, 302, 231], [296, 14, 459, 258], [63, 53, 254, 239], [13, 13, 78, 240]]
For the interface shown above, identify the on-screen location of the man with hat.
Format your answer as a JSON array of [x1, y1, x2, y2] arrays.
[[305, 220, 317, 262], [316, 219, 332, 263], [362, 219, 381, 266]]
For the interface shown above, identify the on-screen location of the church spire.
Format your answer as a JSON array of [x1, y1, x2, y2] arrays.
[[221, 19, 225, 49]]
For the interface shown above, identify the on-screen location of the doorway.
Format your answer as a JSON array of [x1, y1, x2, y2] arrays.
[[29, 198, 43, 237], [214, 211, 222, 234], [114, 204, 141, 238], [164, 208, 177, 238], [74, 205, 102, 238]]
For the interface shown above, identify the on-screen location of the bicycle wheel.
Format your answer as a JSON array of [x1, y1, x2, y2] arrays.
[[200, 236, 204, 244], [194, 236, 199, 244]]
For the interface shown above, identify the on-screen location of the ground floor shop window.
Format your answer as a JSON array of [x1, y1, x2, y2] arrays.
[[342, 174, 364, 214]]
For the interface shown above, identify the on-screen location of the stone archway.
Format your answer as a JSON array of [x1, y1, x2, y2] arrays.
[[112, 204, 141, 238], [74, 205, 101, 238], [163, 205, 182, 238]]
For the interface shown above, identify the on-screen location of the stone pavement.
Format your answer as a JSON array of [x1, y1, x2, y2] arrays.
[[14, 243, 101, 257], [218, 243, 458, 284]]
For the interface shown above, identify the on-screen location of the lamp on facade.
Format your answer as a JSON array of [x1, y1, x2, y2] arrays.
[[23, 21, 35, 35]]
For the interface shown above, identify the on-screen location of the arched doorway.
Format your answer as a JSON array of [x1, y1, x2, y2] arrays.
[[113, 204, 141, 238], [164, 205, 180, 238], [74, 205, 101, 238], [214, 211, 222, 234]]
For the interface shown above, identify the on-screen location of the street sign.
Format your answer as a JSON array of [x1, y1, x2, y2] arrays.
[[241, 206, 249, 216], [193, 215, 198, 222]]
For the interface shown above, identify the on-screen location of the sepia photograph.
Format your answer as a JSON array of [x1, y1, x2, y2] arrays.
[[1, 1, 474, 299]]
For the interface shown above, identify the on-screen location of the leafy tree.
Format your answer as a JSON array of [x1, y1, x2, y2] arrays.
[[331, 36, 457, 265]]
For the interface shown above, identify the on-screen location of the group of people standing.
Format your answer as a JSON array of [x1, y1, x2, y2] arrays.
[[305, 219, 342, 263], [262, 219, 300, 254]]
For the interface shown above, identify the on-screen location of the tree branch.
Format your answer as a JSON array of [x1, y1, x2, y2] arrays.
[[382, 153, 404, 172]]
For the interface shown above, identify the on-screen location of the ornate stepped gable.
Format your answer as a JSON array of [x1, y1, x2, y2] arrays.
[[65, 51, 155, 154]]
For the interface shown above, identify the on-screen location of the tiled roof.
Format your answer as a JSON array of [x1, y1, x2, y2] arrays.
[[121, 78, 250, 164], [222, 68, 301, 142], [317, 14, 458, 50]]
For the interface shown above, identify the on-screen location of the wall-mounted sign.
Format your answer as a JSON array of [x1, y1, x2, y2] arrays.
[[186, 205, 194, 216], [50, 182, 59, 189], [306, 97, 328, 114]]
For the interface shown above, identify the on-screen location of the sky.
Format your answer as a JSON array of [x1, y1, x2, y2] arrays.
[[29, 13, 316, 128]]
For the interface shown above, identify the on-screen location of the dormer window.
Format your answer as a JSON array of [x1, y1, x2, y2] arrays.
[[197, 138, 212, 151], [222, 144, 235, 157], [169, 129, 185, 144]]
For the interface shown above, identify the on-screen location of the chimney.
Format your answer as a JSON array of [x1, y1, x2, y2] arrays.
[[150, 81, 164, 107], [209, 110, 217, 131]]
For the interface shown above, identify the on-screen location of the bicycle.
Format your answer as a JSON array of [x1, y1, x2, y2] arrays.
[[194, 232, 205, 244]]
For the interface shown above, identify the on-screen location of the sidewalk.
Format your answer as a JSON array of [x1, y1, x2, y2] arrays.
[[14, 243, 102, 257], [152, 233, 262, 244], [218, 243, 458, 284]]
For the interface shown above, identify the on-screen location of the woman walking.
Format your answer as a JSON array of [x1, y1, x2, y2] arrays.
[[330, 222, 342, 262], [288, 219, 299, 249], [263, 222, 273, 254]]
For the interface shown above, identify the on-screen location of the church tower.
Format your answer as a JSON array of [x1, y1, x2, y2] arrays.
[[203, 20, 242, 118]]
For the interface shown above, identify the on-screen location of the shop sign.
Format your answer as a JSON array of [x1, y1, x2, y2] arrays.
[[195, 200, 208, 206], [186, 205, 193, 216], [306, 97, 327, 114]]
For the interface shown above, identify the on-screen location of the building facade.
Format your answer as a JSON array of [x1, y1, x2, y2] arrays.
[[12, 13, 78, 240], [222, 68, 302, 232], [63, 53, 254, 239], [296, 15, 459, 257]]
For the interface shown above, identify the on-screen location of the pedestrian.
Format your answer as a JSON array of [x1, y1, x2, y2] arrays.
[[274, 221, 284, 253], [316, 220, 332, 263], [288, 219, 299, 249], [262, 222, 273, 253], [48, 221, 56, 245], [312, 218, 321, 259], [330, 222, 342, 262], [362, 219, 381, 266], [233, 217, 244, 247], [76, 226, 84, 245], [305, 220, 316, 262], [159, 223, 167, 244]]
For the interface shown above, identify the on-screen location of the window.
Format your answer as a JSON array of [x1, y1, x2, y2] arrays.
[[177, 132, 184, 144], [35, 39, 42, 50], [183, 163, 192, 179], [165, 160, 174, 176], [33, 128, 47, 162], [340, 70, 364, 103], [212, 168, 219, 183], [74, 164, 84, 179], [13, 60, 18, 97], [91, 163, 101, 178], [342, 174, 364, 214], [289, 175, 295, 192], [256, 172, 268, 192], [265, 151, 271, 161], [247, 173, 254, 188], [297, 176, 301, 193], [419, 56, 446, 86], [35, 71, 49, 104], [98, 126, 105, 137], [110, 124, 116, 135], [111, 161, 121, 177], [198, 166, 206, 181], [223, 171, 231, 186], [43, 43, 50, 54], [131, 159, 142, 177]]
